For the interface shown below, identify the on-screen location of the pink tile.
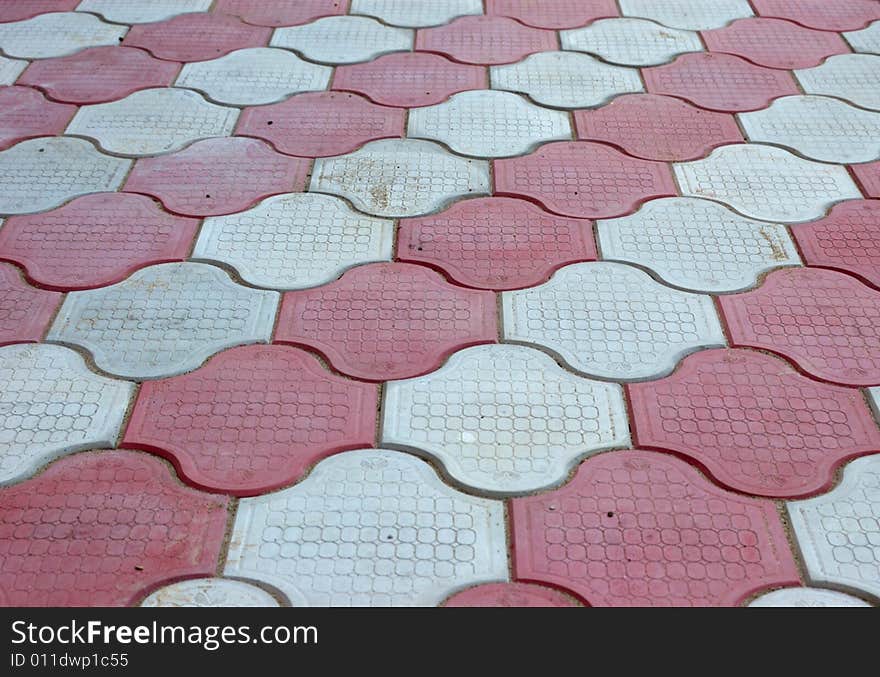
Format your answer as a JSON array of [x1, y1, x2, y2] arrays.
[[852, 161, 880, 198], [276, 262, 497, 381], [486, 0, 618, 29], [416, 16, 558, 65], [444, 582, 578, 607], [0, 1, 77, 23], [0, 86, 75, 150], [628, 348, 880, 498], [752, 0, 880, 32], [0, 262, 60, 345], [510, 449, 800, 606], [214, 0, 348, 27]]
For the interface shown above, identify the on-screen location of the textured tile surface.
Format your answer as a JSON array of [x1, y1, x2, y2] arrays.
[[620, 0, 753, 30], [140, 578, 280, 608], [846, 21, 880, 54], [853, 162, 880, 198], [0, 86, 76, 150], [0, 12, 127, 59], [351, 0, 482, 28], [752, 0, 880, 32], [486, 0, 618, 30], [77, 0, 212, 24], [416, 15, 558, 65], [272, 16, 413, 64], [0, 56, 27, 85], [444, 582, 578, 607], [561, 18, 702, 66], [796, 55, 880, 112], [749, 587, 871, 607], [214, 0, 349, 27], [0, 262, 61, 344], [0, 1, 78, 23]]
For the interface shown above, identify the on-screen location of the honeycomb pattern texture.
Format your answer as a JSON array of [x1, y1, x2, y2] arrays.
[[0, 262, 61, 345], [845, 21, 880, 54], [560, 18, 703, 66], [351, 0, 482, 28], [416, 15, 558, 65], [271, 16, 413, 64], [140, 578, 280, 607], [796, 54, 880, 111], [752, 0, 880, 32], [0, 12, 127, 59], [619, 0, 754, 30], [77, 0, 213, 24], [852, 162, 880, 198], [0, 86, 75, 151], [444, 582, 577, 607]]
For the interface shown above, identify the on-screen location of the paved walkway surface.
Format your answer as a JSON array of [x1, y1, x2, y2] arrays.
[[0, 0, 879, 608]]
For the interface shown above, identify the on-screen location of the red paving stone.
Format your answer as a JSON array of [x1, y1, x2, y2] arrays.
[[752, 0, 880, 32], [852, 161, 880, 198], [719, 268, 880, 387], [510, 449, 801, 607], [0, 1, 77, 23], [275, 262, 497, 381], [494, 141, 677, 219], [236, 92, 405, 158], [416, 16, 559, 65], [123, 12, 272, 63], [791, 200, 880, 289], [574, 94, 744, 162], [643, 53, 799, 113], [0, 451, 228, 607], [19, 47, 180, 105], [627, 348, 880, 498], [486, 0, 618, 29], [0, 193, 199, 291], [444, 582, 578, 607], [214, 0, 349, 27], [333, 52, 486, 108], [123, 345, 378, 497], [397, 197, 597, 290], [0, 262, 61, 345], [124, 137, 310, 217], [0, 86, 75, 150]]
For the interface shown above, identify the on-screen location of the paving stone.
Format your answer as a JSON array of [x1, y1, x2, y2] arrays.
[[236, 91, 405, 158], [0, 136, 130, 215], [702, 17, 850, 70], [140, 578, 280, 607], [719, 267, 880, 387], [629, 348, 880, 497], [397, 196, 597, 290], [643, 52, 798, 112], [123, 12, 271, 63], [276, 262, 496, 381], [574, 93, 743, 162], [350, 0, 482, 28], [0, 56, 26, 85], [18, 46, 180, 105], [791, 200, 880, 288], [76, 0, 212, 24], [444, 582, 578, 607], [561, 18, 703, 66], [416, 15, 557, 66], [0, 193, 199, 291], [124, 137, 310, 217], [225, 449, 507, 607], [67, 88, 238, 156], [408, 90, 571, 158], [787, 454, 880, 599], [796, 55, 880, 112], [620, 0, 753, 30], [0, 262, 61, 344], [749, 587, 871, 607], [0, 86, 76, 150], [502, 261, 725, 380], [0, 1, 78, 22], [486, 0, 618, 30], [490, 51, 643, 109], [0, 450, 228, 606], [333, 52, 485, 107], [214, 0, 349, 28], [510, 449, 799, 606], [852, 161, 880, 197], [48, 262, 279, 379], [310, 138, 489, 218], [494, 141, 676, 219], [598, 197, 800, 292], [383, 344, 630, 494], [0, 344, 133, 486], [272, 16, 413, 65], [177, 48, 331, 107], [673, 144, 862, 222], [194, 193, 394, 290], [123, 345, 378, 496], [751, 0, 880, 32], [845, 21, 880, 54], [0, 12, 127, 59]]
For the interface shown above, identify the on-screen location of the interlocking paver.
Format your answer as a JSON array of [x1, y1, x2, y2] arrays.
[[76, 0, 212, 24], [383, 344, 629, 494], [0, 1, 78, 23], [0, 12, 126, 59], [619, 0, 753, 30], [214, 0, 349, 28], [502, 261, 725, 380], [852, 161, 880, 197], [0, 450, 228, 607], [0, 344, 133, 486], [751, 0, 880, 32], [511, 449, 799, 606], [272, 16, 413, 65], [845, 21, 880, 54], [48, 262, 279, 379], [397, 196, 597, 290], [225, 449, 507, 606], [719, 268, 880, 387], [123, 345, 378, 496], [0, 193, 199, 290], [0, 56, 27, 85], [598, 197, 800, 292], [416, 16, 557, 66], [787, 454, 880, 598], [0, 86, 76, 150], [494, 141, 676, 219], [561, 18, 702, 66], [444, 582, 578, 607], [0, 263, 61, 344], [351, 0, 482, 28], [140, 579, 280, 607], [796, 54, 880, 112], [486, 0, 618, 30], [194, 193, 394, 290], [749, 587, 870, 607]]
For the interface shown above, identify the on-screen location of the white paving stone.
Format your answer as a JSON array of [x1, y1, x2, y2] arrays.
[[845, 21, 880, 55], [66, 88, 239, 157], [869, 388, 880, 420], [47, 262, 279, 379], [177, 48, 331, 106], [194, 193, 394, 290], [0, 137, 130, 215], [796, 54, 880, 112], [77, 0, 212, 24], [619, 0, 753, 30], [271, 16, 413, 65], [749, 588, 871, 607], [407, 90, 571, 158], [225, 449, 507, 607], [0, 55, 27, 85], [561, 18, 703, 66], [350, 0, 483, 27], [597, 197, 801, 292], [787, 455, 880, 599], [491, 51, 643, 109], [502, 261, 725, 380], [141, 579, 280, 607], [0, 12, 127, 59], [0, 344, 133, 486], [383, 344, 630, 494], [674, 144, 862, 223], [311, 138, 490, 217]]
